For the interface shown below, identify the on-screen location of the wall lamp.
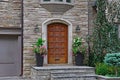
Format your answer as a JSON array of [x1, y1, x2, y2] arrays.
[[34, 24, 39, 33], [75, 25, 80, 33], [92, 0, 97, 12]]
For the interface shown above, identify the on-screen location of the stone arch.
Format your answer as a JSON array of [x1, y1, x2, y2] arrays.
[[42, 18, 72, 65]]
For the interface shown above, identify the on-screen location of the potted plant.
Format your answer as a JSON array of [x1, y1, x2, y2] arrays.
[[33, 38, 47, 67], [72, 36, 86, 66]]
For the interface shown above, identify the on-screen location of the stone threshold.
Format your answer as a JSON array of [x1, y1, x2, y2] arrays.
[[32, 66, 94, 70]]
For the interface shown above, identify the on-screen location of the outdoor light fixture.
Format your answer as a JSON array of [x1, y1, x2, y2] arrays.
[[92, 0, 97, 12], [76, 25, 80, 33], [34, 24, 39, 33]]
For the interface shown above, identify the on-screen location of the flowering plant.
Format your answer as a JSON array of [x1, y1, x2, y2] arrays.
[[33, 38, 47, 55], [72, 37, 82, 55], [72, 36, 87, 55]]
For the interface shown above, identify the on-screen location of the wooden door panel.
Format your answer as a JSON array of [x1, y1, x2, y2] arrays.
[[48, 23, 68, 64]]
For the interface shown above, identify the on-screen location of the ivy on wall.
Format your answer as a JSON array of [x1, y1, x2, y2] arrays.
[[89, 0, 120, 66]]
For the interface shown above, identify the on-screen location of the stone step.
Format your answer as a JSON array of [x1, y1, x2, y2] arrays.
[[32, 66, 95, 73], [32, 66, 95, 71], [50, 68, 95, 80], [31, 66, 95, 80], [51, 75, 97, 80], [50, 69, 94, 73], [51, 71, 95, 76]]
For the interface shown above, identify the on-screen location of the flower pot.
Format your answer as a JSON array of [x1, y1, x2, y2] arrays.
[[35, 53, 44, 67], [75, 52, 84, 66]]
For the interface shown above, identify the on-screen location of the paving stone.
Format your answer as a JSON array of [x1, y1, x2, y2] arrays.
[[0, 77, 32, 80]]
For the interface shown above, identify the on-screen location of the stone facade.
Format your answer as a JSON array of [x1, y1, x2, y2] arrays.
[[23, 0, 89, 77], [88, 0, 96, 35], [0, 0, 21, 28], [0, 0, 97, 77]]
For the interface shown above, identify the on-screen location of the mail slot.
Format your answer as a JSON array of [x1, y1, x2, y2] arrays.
[[55, 58, 60, 61]]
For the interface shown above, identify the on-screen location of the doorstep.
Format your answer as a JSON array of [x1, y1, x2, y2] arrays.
[[31, 66, 95, 80]]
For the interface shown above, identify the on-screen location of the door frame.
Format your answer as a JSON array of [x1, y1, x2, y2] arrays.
[[42, 18, 73, 65]]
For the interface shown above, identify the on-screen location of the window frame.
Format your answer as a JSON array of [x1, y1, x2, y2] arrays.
[[43, 0, 51, 2], [41, 0, 74, 4]]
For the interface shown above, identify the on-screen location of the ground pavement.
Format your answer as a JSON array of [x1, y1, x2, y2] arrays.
[[0, 77, 32, 80]]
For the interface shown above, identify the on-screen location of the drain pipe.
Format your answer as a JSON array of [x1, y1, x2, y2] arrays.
[[20, 0, 24, 76], [87, 0, 90, 57]]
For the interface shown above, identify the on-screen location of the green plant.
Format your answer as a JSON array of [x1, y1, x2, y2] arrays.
[[96, 63, 115, 76], [72, 37, 82, 55], [33, 38, 47, 55], [104, 53, 120, 77], [118, 68, 120, 77], [96, 63, 109, 76], [72, 37, 87, 55], [89, 0, 120, 66]]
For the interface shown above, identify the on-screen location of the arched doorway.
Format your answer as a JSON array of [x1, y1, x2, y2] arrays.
[[47, 23, 68, 64], [42, 18, 72, 65]]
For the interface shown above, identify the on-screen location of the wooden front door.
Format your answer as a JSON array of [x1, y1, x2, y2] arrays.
[[48, 23, 68, 64]]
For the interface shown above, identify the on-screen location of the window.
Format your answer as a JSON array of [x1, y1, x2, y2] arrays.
[[55, 0, 63, 2], [43, 0, 50, 1], [42, 0, 72, 3], [40, 0, 74, 14], [66, 0, 71, 3]]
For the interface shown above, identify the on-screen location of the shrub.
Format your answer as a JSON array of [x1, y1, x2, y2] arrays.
[[96, 63, 110, 76], [104, 53, 120, 77]]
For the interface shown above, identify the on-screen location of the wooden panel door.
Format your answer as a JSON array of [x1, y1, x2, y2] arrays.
[[48, 23, 68, 64]]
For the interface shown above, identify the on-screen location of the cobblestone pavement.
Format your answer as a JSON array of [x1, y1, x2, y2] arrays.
[[0, 77, 32, 80]]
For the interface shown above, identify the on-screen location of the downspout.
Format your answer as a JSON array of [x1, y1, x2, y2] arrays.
[[87, 0, 90, 58], [20, 0, 24, 76]]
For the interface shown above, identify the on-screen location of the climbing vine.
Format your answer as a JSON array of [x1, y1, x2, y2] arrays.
[[89, 0, 120, 66]]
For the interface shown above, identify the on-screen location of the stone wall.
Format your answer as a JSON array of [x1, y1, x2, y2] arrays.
[[23, 0, 89, 77], [88, 0, 96, 35], [0, 0, 21, 28]]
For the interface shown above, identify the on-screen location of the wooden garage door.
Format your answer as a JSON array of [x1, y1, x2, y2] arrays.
[[0, 35, 21, 76], [48, 23, 68, 64]]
